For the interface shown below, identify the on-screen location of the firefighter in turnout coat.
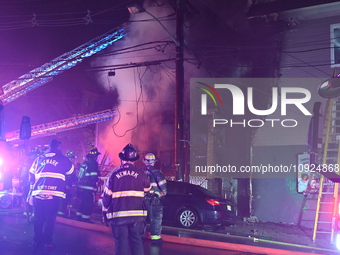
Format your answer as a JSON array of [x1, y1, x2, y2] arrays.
[[76, 148, 101, 222], [102, 144, 151, 255], [143, 153, 167, 245], [28, 139, 74, 250]]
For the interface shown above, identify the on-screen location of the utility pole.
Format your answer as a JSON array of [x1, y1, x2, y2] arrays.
[[175, 0, 185, 181], [127, 1, 186, 181]]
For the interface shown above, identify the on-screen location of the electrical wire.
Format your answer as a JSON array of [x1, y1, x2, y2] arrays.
[[86, 58, 176, 72], [96, 41, 175, 58], [0, 1, 130, 30], [111, 66, 145, 138], [0, 11, 174, 31]]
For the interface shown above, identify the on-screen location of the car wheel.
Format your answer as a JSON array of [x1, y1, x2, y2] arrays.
[[177, 208, 198, 228], [0, 194, 12, 209]]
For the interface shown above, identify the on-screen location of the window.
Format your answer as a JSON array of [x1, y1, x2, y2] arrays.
[[331, 24, 340, 67]]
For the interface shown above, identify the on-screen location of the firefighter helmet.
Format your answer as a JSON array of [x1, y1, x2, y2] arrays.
[[49, 139, 61, 149], [29, 147, 39, 155], [66, 151, 76, 160], [119, 143, 140, 162], [28, 147, 40, 158], [40, 146, 49, 155], [143, 153, 157, 164], [86, 148, 101, 158]]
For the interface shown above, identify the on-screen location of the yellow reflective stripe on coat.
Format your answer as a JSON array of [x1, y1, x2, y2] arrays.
[[65, 165, 75, 175], [37, 172, 65, 181], [78, 185, 97, 191], [106, 210, 147, 219], [104, 187, 113, 196], [32, 190, 66, 198], [148, 190, 161, 196], [85, 172, 98, 176], [158, 180, 166, 186], [111, 190, 144, 198]]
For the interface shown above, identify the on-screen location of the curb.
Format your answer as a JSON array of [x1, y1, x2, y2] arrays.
[[162, 235, 319, 255], [56, 216, 111, 233], [56, 217, 338, 255]]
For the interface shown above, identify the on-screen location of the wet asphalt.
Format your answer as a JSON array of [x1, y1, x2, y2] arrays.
[[0, 212, 261, 255]]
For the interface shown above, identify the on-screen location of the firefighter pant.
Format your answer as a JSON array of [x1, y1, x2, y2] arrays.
[[22, 183, 33, 215], [110, 220, 145, 255], [76, 189, 95, 220], [33, 197, 60, 245], [145, 196, 163, 240], [58, 188, 72, 216]]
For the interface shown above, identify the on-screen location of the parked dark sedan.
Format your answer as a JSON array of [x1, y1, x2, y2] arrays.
[[161, 181, 236, 228]]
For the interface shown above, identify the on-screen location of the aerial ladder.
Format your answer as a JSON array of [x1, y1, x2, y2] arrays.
[[5, 109, 116, 142], [0, 25, 125, 206], [0, 25, 126, 105], [0, 24, 126, 142]]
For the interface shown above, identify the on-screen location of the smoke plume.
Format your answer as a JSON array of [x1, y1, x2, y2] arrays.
[[93, 0, 202, 168]]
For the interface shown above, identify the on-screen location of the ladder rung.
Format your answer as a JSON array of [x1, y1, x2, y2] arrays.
[[316, 231, 332, 234], [317, 221, 332, 224]]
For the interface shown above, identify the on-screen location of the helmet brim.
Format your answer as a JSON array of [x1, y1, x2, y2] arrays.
[[119, 152, 140, 162], [142, 159, 157, 164]]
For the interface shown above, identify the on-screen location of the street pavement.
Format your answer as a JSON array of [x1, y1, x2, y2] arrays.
[[1, 208, 339, 255], [0, 211, 259, 255]]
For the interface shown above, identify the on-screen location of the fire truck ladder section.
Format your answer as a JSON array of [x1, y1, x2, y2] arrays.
[[0, 25, 126, 105], [312, 98, 340, 243], [5, 109, 117, 142]]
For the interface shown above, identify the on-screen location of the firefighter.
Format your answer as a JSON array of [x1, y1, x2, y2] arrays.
[[58, 151, 77, 217], [27, 139, 74, 251], [20, 147, 40, 219], [102, 143, 151, 255], [76, 148, 100, 222], [143, 153, 167, 245]]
